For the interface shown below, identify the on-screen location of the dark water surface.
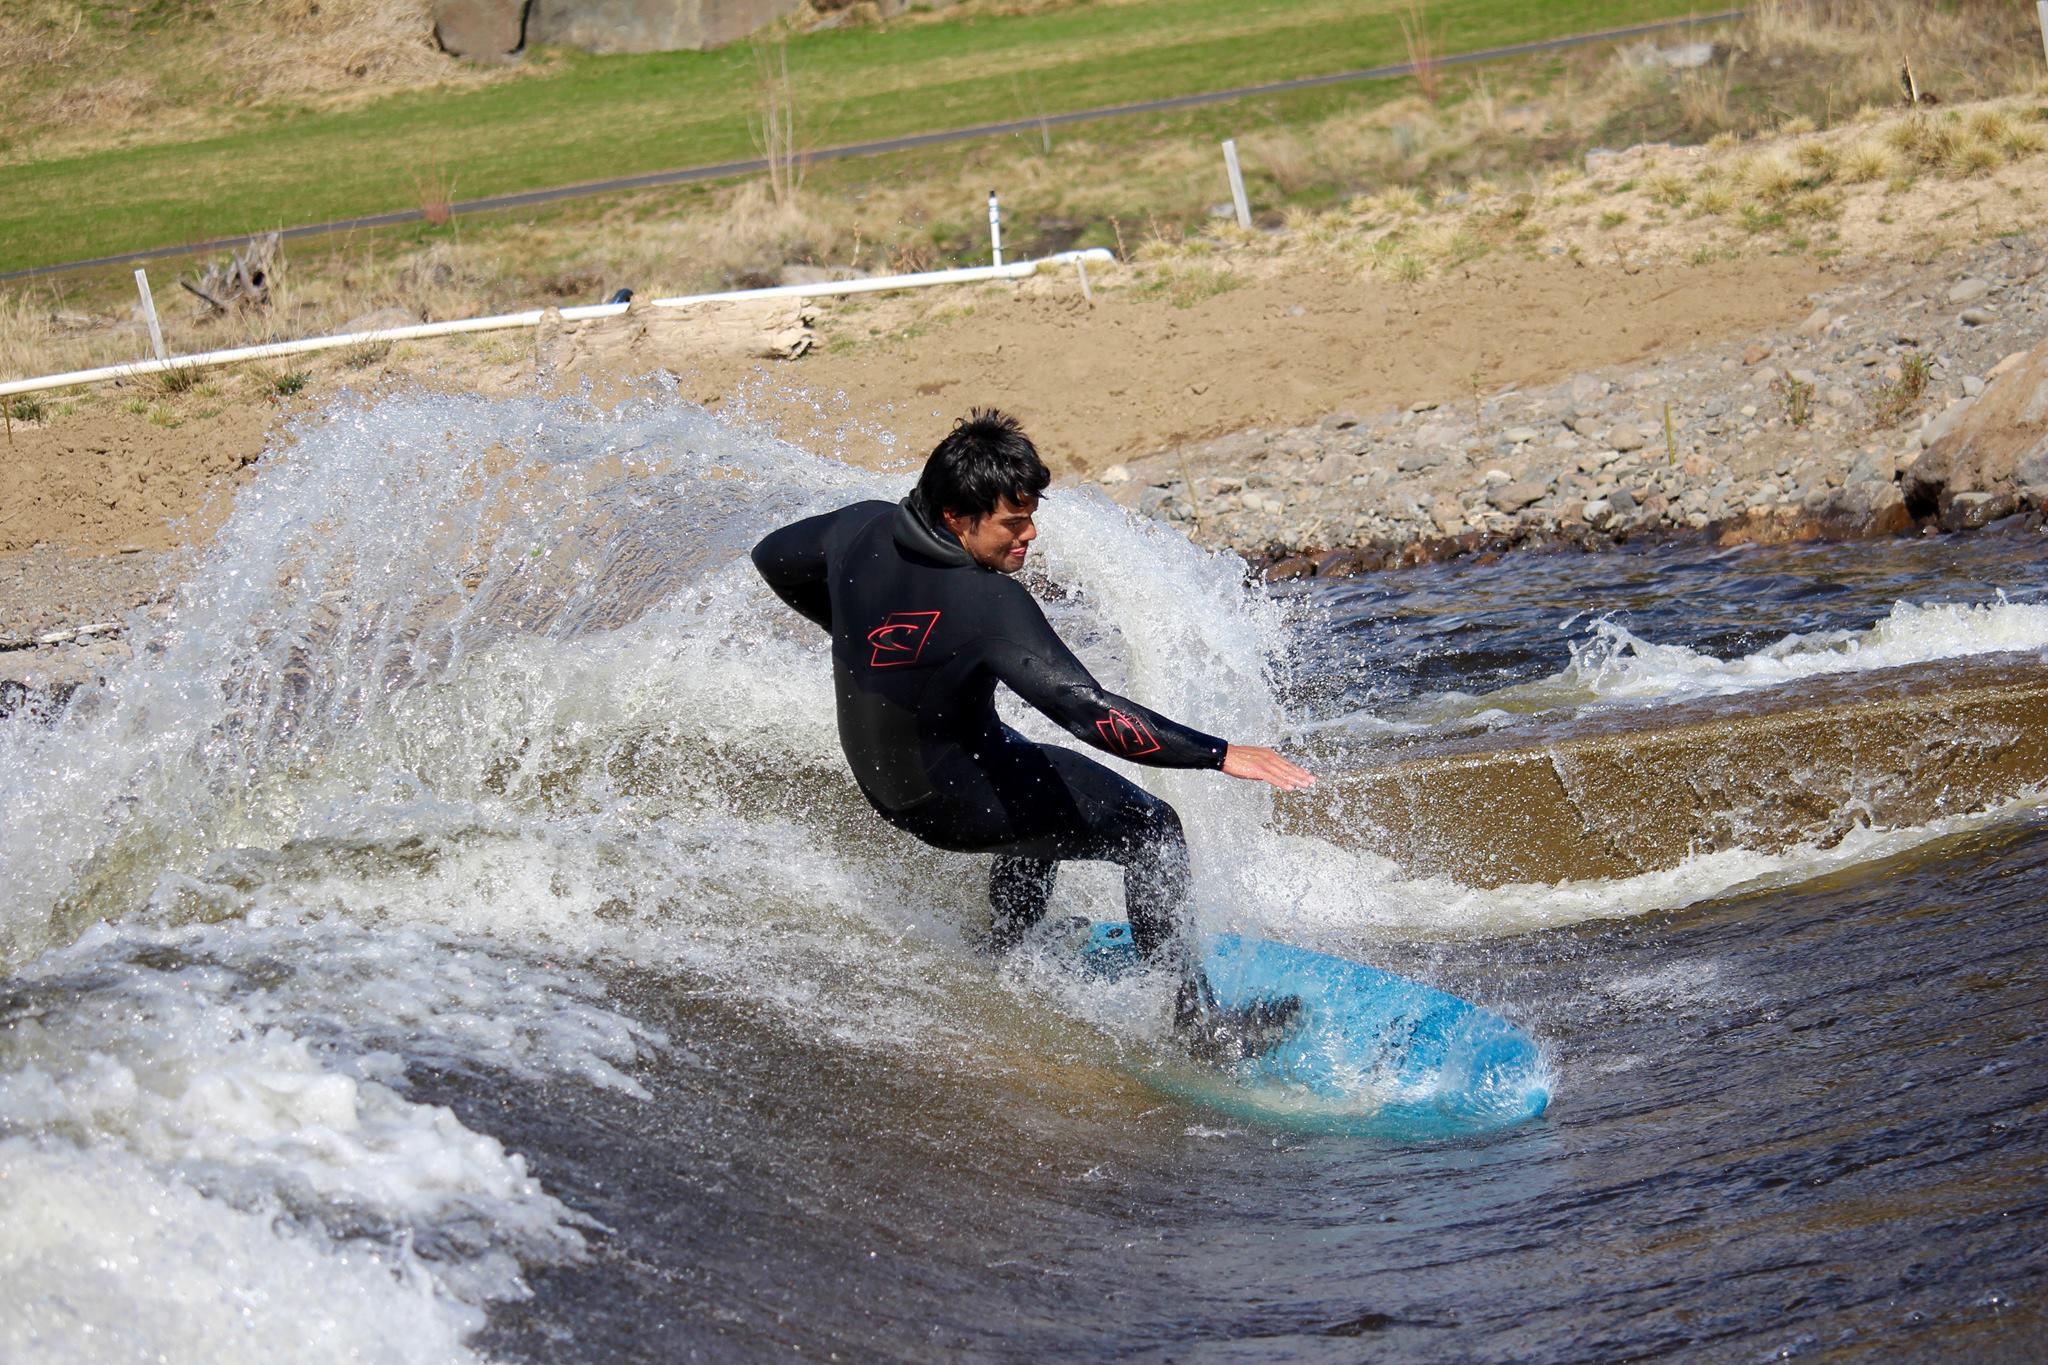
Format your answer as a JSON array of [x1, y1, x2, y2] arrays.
[[463, 532, 2048, 1363]]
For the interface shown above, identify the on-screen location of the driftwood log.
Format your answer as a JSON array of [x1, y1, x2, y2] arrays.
[[181, 232, 280, 314]]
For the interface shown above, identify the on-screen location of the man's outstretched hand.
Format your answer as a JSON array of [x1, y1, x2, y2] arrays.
[[1222, 744, 1316, 792]]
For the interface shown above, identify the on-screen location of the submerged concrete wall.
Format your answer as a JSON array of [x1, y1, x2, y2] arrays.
[[1288, 658, 2048, 887]]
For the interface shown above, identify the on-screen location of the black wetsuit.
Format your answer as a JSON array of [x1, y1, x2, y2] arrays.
[[751, 498, 1226, 960]]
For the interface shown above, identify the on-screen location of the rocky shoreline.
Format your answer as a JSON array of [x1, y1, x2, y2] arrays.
[[1106, 234, 2048, 579]]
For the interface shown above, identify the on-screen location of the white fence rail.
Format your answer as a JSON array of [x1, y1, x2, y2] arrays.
[[1, 249, 1114, 401]]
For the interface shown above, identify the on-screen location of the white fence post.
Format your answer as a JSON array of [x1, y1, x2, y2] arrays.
[[134, 268, 167, 363], [987, 190, 1003, 268], [1222, 139, 1251, 230], [2038, 2, 2048, 62]]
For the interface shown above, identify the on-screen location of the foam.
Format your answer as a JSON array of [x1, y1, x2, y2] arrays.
[[1549, 597, 2048, 705], [0, 1138, 486, 1365]]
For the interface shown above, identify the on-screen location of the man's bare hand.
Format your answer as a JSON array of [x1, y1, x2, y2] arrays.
[[1222, 744, 1316, 792]]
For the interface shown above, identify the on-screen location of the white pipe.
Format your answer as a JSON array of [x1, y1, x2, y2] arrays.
[[0, 251, 1113, 399]]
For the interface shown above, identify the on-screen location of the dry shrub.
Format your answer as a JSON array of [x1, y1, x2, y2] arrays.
[[1948, 138, 2004, 176], [1795, 139, 1839, 179], [1398, 2, 1443, 106], [1647, 171, 1690, 207], [1676, 60, 1737, 136], [1842, 141, 1896, 182], [1746, 156, 1799, 198], [1785, 188, 1840, 220], [1694, 184, 1735, 216]]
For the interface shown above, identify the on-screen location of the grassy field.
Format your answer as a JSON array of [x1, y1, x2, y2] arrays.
[[0, 0, 1713, 272]]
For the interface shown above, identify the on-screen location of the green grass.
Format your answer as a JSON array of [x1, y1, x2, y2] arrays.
[[0, 0, 1711, 272]]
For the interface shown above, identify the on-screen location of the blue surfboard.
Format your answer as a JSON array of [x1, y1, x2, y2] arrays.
[[1077, 922, 1550, 1139]]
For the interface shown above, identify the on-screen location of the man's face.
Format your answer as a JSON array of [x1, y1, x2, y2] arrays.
[[943, 494, 1039, 573]]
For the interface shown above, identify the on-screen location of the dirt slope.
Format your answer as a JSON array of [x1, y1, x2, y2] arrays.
[[1, 252, 1826, 553]]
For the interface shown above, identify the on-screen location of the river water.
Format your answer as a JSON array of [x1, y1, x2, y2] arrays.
[[3, 390, 2045, 1361]]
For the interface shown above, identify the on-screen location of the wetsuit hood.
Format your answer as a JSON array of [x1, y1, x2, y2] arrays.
[[893, 496, 977, 569]]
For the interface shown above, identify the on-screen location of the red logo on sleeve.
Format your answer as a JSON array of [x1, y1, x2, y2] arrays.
[[1097, 708, 1163, 756], [866, 611, 941, 667]]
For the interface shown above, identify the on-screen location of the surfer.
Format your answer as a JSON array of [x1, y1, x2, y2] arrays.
[[752, 409, 1314, 1053]]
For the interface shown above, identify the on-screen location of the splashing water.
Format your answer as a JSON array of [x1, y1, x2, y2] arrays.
[[5, 386, 2045, 1359]]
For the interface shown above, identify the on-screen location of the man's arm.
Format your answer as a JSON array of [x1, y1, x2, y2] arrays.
[[750, 510, 839, 632], [985, 586, 1316, 790], [982, 588, 1230, 769]]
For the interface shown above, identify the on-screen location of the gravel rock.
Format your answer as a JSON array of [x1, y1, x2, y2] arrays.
[[1487, 480, 1549, 512], [1961, 307, 1996, 327], [1608, 423, 1647, 453], [1949, 278, 1992, 305]]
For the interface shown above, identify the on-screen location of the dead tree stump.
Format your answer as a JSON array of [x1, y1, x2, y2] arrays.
[[181, 232, 281, 315]]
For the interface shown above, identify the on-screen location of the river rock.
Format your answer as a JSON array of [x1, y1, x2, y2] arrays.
[[1918, 398, 1976, 450], [1487, 480, 1548, 512], [1948, 278, 1992, 306], [1608, 423, 1647, 453], [1315, 547, 1386, 577], [1742, 342, 1773, 366], [1825, 480, 1913, 536], [1940, 491, 2016, 532], [1961, 307, 1996, 327], [1846, 449, 1894, 485], [433, 0, 527, 56], [1910, 337, 2048, 514]]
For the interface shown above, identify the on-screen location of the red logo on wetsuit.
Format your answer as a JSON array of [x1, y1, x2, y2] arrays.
[[867, 610, 941, 667], [1096, 708, 1163, 756]]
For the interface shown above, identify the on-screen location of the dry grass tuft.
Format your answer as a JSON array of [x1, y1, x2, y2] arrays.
[[1795, 140, 1839, 180], [1746, 156, 1800, 199], [1842, 141, 1896, 182], [1647, 170, 1690, 207], [1693, 184, 1736, 216]]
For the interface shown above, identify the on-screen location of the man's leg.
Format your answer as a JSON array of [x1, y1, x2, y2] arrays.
[[1028, 747, 1193, 965], [989, 857, 1058, 953]]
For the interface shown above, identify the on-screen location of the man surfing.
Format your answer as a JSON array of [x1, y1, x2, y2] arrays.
[[751, 409, 1315, 1053]]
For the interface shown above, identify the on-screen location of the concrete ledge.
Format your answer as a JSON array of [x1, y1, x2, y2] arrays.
[[1285, 657, 2048, 886]]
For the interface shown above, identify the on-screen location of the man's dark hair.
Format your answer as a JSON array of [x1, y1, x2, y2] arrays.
[[909, 408, 1050, 523]]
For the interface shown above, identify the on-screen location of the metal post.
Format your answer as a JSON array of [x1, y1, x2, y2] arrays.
[[987, 190, 1003, 268], [1222, 139, 1251, 230], [134, 268, 167, 362], [2038, 2, 2048, 62]]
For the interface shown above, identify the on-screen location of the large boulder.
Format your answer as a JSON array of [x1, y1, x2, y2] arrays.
[[1908, 338, 2048, 517], [434, 0, 529, 57], [526, 0, 802, 54]]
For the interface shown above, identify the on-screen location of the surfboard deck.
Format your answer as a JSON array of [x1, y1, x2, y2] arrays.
[[1076, 921, 1550, 1139]]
